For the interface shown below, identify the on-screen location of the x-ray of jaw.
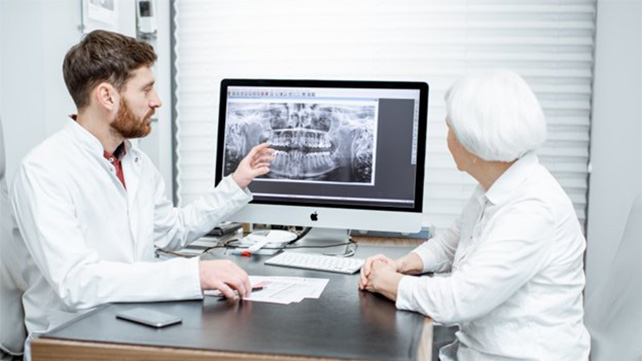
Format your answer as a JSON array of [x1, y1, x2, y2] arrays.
[[224, 102, 376, 184]]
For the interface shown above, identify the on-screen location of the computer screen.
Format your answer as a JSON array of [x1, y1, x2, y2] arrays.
[[215, 79, 428, 233]]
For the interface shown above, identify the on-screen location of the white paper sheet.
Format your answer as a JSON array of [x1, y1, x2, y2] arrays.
[[204, 276, 329, 305]]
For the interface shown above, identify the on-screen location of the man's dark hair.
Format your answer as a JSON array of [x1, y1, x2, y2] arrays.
[[62, 30, 157, 109]]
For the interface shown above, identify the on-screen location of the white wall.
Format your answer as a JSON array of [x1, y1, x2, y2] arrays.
[[1, 0, 50, 183], [0, 0, 172, 199], [2, 0, 639, 292], [0, 3, 2, 116], [136, 0, 173, 200], [585, 0, 642, 296]]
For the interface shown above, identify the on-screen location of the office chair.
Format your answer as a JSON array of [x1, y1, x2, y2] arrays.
[[0, 116, 27, 359], [584, 194, 641, 360]]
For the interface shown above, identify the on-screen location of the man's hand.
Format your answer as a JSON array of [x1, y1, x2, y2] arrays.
[[199, 260, 252, 299], [231, 142, 275, 189]]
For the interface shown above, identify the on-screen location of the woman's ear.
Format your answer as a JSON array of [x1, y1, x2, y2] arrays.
[[94, 82, 118, 111]]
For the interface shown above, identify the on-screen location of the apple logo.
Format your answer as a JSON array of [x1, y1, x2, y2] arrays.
[[310, 211, 318, 221]]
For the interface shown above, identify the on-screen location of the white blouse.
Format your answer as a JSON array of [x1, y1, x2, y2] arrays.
[[396, 152, 590, 361]]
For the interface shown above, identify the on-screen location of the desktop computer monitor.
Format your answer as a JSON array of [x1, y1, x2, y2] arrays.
[[215, 79, 428, 241]]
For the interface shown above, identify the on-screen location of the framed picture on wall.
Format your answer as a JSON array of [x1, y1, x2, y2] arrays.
[[81, 0, 119, 33]]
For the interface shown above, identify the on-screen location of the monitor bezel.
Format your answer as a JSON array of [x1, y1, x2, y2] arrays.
[[215, 78, 429, 215]]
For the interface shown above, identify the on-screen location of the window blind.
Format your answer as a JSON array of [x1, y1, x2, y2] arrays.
[[173, 0, 595, 230]]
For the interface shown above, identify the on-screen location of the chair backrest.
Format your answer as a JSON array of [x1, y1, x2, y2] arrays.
[[0, 116, 27, 356], [584, 194, 642, 360]]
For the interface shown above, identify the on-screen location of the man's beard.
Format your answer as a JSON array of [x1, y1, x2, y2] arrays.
[[111, 98, 153, 139]]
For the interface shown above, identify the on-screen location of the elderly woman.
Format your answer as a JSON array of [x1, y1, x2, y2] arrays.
[[359, 71, 590, 361]]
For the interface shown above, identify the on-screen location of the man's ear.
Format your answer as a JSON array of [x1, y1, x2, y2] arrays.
[[94, 82, 118, 111]]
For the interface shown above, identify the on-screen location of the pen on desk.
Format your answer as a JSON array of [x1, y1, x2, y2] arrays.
[[216, 286, 264, 301], [229, 249, 252, 257]]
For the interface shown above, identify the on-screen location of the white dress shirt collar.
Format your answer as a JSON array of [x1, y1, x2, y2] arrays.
[[65, 117, 133, 159], [484, 151, 539, 206]]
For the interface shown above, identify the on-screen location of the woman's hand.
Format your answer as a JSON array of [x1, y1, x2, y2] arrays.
[[360, 251, 425, 291], [395, 252, 425, 275], [359, 259, 404, 301], [358, 251, 426, 301], [359, 254, 396, 290]]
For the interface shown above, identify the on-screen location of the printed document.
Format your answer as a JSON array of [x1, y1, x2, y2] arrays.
[[204, 276, 329, 305]]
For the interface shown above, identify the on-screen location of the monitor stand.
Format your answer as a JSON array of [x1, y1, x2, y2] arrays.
[[242, 227, 351, 255], [287, 227, 351, 254]]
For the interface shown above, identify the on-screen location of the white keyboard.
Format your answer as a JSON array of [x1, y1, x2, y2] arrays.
[[265, 252, 364, 274]]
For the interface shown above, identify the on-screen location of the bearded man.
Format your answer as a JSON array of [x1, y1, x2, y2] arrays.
[[8, 30, 273, 359]]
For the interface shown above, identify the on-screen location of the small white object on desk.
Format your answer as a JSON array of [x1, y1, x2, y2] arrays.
[[247, 230, 294, 251], [245, 230, 297, 246], [231, 230, 298, 255]]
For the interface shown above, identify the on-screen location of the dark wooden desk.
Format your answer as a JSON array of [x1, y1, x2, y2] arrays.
[[32, 245, 432, 361]]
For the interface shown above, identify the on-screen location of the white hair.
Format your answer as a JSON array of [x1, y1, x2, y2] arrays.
[[444, 70, 546, 162]]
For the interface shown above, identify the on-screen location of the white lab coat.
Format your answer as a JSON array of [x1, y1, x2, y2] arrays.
[[9, 119, 252, 353], [396, 152, 590, 361]]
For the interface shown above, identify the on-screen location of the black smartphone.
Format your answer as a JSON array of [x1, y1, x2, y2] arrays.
[[116, 308, 182, 328]]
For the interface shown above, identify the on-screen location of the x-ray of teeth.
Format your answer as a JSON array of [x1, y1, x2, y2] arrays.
[[224, 101, 376, 183]]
